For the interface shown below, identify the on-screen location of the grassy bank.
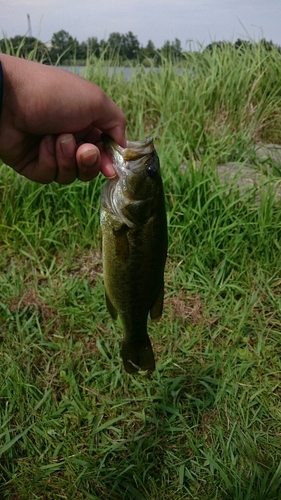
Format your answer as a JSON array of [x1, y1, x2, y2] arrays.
[[1, 45, 281, 499]]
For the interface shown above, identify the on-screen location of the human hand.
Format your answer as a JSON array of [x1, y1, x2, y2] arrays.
[[0, 54, 126, 183]]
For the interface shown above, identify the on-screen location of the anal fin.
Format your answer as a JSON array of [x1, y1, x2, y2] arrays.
[[105, 293, 118, 320], [150, 284, 164, 322]]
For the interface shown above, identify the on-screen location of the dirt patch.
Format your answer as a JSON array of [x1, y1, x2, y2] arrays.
[[59, 249, 103, 285], [78, 250, 103, 285], [9, 288, 57, 324], [166, 292, 204, 325]]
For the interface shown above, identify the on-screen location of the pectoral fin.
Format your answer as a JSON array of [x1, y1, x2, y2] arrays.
[[113, 225, 130, 262], [122, 198, 153, 225], [150, 283, 164, 322], [105, 293, 118, 320]]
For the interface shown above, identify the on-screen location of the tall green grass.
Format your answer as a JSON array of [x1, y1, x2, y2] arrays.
[[1, 43, 281, 499], [84, 44, 281, 158]]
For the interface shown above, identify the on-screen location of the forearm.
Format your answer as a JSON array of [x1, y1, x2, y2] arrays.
[[0, 60, 3, 116]]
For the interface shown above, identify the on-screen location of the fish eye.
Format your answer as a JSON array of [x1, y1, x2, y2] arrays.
[[146, 163, 158, 178]]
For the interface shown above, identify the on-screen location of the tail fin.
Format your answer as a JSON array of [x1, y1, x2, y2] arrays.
[[121, 336, 155, 374]]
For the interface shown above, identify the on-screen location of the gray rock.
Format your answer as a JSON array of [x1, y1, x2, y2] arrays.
[[215, 144, 281, 202]]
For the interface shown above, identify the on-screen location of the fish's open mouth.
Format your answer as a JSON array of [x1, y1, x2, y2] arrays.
[[123, 137, 154, 161], [102, 134, 155, 176]]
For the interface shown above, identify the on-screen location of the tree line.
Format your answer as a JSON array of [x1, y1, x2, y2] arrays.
[[0, 31, 280, 64], [0, 30, 182, 64], [205, 38, 281, 53]]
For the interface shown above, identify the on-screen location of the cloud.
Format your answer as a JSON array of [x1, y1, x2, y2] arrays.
[[0, 0, 280, 48]]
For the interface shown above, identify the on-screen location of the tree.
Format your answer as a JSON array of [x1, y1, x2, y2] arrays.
[[50, 30, 75, 63], [99, 39, 108, 56], [204, 41, 230, 53], [143, 39, 156, 59], [76, 41, 87, 61], [122, 31, 140, 59], [139, 39, 158, 63], [234, 38, 251, 52], [171, 38, 182, 59], [106, 31, 140, 59], [0, 35, 47, 59], [107, 32, 124, 57], [161, 38, 182, 60], [259, 38, 277, 52], [87, 37, 100, 58]]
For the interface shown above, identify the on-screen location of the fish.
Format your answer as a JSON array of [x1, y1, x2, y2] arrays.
[[100, 134, 168, 373]]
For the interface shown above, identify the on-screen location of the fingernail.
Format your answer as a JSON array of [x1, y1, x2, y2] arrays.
[[45, 135, 55, 155], [60, 134, 76, 158], [81, 150, 98, 167]]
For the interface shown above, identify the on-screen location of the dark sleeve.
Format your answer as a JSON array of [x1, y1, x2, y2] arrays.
[[0, 61, 3, 115]]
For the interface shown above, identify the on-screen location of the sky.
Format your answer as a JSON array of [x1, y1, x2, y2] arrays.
[[1, 0, 281, 49]]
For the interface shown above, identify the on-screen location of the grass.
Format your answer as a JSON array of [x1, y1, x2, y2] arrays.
[[1, 43, 281, 499]]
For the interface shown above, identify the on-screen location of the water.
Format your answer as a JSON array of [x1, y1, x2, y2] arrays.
[[60, 66, 157, 81]]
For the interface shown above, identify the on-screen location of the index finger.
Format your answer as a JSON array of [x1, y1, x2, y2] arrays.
[[90, 89, 126, 147]]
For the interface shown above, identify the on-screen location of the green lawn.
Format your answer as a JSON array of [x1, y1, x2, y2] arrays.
[[1, 46, 281, 499]]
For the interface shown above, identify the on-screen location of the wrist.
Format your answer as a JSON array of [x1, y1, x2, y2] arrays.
[[0, 61, 3, 116]]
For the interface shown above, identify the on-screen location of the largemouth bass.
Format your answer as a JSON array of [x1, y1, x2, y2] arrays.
[[100, 134, 168, 373]]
